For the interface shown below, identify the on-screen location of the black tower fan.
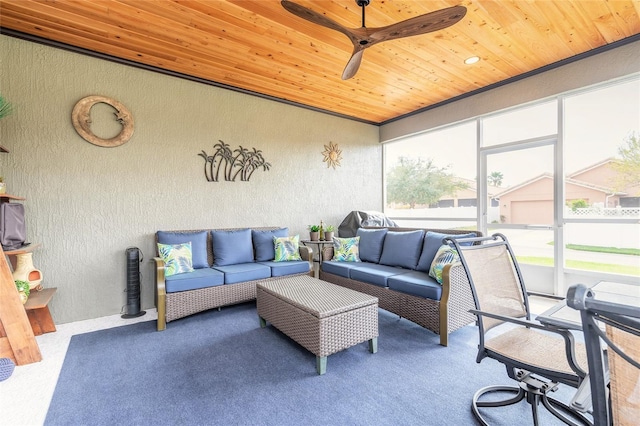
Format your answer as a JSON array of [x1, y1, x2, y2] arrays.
[[122, 247, 146, 318]]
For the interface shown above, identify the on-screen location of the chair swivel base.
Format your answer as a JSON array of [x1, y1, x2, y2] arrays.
[[472, 374, 592, 426]]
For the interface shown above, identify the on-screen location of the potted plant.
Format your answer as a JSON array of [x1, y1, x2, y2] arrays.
[[324, 225, 335, 241], [308, 225, 320, 241], [15, 280, 30, 304]]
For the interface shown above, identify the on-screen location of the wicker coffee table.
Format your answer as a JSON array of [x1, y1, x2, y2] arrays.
[[257, 275, 378, 375]]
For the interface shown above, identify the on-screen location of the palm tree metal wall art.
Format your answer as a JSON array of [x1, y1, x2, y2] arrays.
[[199, 140, 271, 182]]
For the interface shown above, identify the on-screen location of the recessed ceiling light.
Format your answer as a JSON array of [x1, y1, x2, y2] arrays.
[[464, 56, 480, 65]]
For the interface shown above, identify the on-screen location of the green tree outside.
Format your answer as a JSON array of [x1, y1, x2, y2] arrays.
[[386, 157, 468, 208], [488, 171, 504, 187], [613, 131, 640, 193], [568, 199, 589, 211]]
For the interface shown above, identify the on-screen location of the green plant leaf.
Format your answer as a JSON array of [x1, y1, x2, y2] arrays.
[[15, 280, 30, 297], [0, 95, 13, 120]]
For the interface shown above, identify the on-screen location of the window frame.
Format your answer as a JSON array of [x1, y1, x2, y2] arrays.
[[382, 74, 640, 292]]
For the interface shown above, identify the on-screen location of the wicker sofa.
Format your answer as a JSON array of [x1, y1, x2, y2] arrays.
[[154, 227, 312, 331], [319, 227, 481, 346]]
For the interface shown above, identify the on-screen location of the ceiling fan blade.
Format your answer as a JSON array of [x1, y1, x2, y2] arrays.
[[281, 0, 358, 43], [369, 5, 467, 43], [342, 49, 365, 80], [282, 1, 466, 80]]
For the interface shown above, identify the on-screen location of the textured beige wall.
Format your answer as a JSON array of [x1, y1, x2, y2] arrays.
[[0, 35, 380, 323]]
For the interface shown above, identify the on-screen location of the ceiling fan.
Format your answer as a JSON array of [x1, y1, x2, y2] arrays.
[[281, 0, 467, 80]]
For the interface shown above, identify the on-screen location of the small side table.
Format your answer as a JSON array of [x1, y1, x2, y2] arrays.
[[24, 287, 57, 336], [300, 240, 333, 278]]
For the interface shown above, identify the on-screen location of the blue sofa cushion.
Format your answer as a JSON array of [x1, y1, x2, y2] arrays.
[[212, 263, 271, 284], [252, 228, 288, 261], [157, 230, 209, 269], [378, 230, 425, 270], [321, 260, 362, 278], [416, 231, 477, 272], [356, 228, 388, 263], [165, 268, 225, 293], [387, 271, 442, 301], [349, 263, 409, 288], [212, 229, 254, 266], [258, 260, 309, 277]]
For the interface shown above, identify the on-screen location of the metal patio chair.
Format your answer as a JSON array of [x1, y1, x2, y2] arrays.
[[447, 233, 592, 425], [567, 283, 640, 426]]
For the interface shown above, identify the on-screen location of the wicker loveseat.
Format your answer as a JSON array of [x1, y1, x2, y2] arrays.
[[154, 227, 312, 331], [319, 226, 481, 346]]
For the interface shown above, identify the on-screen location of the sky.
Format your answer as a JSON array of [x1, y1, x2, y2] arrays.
[[384, 77, 640, 188]]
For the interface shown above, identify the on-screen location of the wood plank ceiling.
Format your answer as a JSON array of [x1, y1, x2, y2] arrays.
[[1, 0, 639, 124]]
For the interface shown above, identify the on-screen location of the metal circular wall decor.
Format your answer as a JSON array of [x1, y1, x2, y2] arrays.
[[71, 95, 134, 147]]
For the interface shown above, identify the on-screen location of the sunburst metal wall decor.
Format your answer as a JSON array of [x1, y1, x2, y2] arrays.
[[322, 141, 342, 169]]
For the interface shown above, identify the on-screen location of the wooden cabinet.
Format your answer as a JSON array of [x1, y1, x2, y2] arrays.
[[0, 245, 42, 365], [0, 194, 25, 202], [0, 193, 45, 365], [5, 242, 42, 270], [0, 194, 28, 271], [0, 193, 42, 274], [24, 287, 57, 336]]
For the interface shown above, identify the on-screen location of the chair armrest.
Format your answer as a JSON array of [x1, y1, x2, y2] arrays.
[[470, 309, 548, 330], [471, 308, 587, 377], [439, 262, 477, 346], [153, 257, 167, 331], [321, 246, 334, 261], [527, 290, 564, 301], [443, 262, 467, 298], [298, 245, 311, 261], [153, 257, 165, 291], [298, 245, 313, 271]]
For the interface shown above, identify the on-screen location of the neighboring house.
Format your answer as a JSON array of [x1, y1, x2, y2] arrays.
[[433, 177, 501, 208], [494, 159, 639, 224], [569, 158, 640, 207]]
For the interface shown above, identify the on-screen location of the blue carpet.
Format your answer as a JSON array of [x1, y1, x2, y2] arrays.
[[45, 302, 579, 425]]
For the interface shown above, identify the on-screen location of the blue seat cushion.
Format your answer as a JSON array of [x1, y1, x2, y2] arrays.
[[349, 263, 408, 288], [356, 228, 388, 263], [321, 260, 362, 278], [416, 231, 477, 272], [165, 268, 224, 293], [212, 229, 254, 266], [157, 230, 209, 269], [378, 230, 425, 270], [212, 263, 271, 284], [252, 228, 288, 261], [258, 260, 309, 277], [387, 271, 442, 301]]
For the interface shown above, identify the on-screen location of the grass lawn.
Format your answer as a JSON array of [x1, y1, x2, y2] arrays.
[[546, 242, 640, 256], [518, 256, 640, 276], [565, 244, 640, 256]]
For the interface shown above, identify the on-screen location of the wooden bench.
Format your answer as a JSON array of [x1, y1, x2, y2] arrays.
[[24, 287, 57, 336]]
